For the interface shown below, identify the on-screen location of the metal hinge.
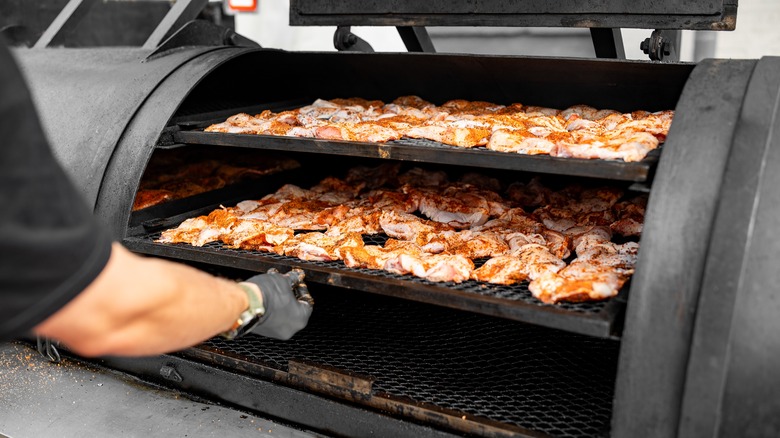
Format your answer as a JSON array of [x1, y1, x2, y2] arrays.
[[334, 26, 375, 52], [640, 29, 681, 62]]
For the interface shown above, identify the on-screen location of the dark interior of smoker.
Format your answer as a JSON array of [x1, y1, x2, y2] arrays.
[[119, 50, 695, 438]]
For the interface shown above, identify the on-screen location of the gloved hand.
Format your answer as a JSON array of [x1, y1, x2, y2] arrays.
[[242, 268, 313, 340]]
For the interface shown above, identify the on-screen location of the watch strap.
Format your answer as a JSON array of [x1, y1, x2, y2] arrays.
[[220, 282, 266, 340]]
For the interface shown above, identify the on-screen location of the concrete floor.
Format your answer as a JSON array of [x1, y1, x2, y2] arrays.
[[0, 342, 321, 438]]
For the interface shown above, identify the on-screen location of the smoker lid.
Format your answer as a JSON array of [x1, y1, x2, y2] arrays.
[[289, 0, 737, 30]]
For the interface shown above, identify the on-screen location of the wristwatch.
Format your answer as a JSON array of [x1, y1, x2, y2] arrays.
[[220, 282, 266, 340]]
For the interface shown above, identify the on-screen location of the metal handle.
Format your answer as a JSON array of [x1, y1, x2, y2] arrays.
[[268, 267, 314, 306], [36, 336, 62, 363]]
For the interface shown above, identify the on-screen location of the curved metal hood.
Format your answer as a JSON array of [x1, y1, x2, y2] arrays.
[[11, 45, 239, 208]]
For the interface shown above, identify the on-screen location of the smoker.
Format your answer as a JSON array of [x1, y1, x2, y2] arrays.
[[11, 0, 780, 437]]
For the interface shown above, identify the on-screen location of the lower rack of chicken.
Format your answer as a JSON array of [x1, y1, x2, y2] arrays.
[[124, 231, 626, 339], [173, 131, 659, 183]]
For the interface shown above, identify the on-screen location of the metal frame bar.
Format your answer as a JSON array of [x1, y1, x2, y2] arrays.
[[33, 0, 98, 48], [396, 26, 436, 53], [143, 0, 210, 49], [590, 28, 625, 59], [98, 353, 462, 438], [173, 130, 657, 182]]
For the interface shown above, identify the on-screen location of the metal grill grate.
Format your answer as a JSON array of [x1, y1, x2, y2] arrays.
[[125, 231, 625, 338], [192, 291, 618, 437], [173, 129, 658, 182]]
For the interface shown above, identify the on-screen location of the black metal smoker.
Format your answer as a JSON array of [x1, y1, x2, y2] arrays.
[[10, 0, 780, 437]]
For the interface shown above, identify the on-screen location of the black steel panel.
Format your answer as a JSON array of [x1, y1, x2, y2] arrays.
[[95, 46, 255, 238], [173, 50, 692, 117], [677, 56, 780, 438], [104, 291, 620, 438], [11, 46, 223, 209], [124, 233, 625, 339], [612, 58, 756, 438], [174, 131, 658, 182], [290, 0, 737, 30]]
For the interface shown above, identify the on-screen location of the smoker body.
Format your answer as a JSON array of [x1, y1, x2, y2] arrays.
[[11, 46, 780, 438]]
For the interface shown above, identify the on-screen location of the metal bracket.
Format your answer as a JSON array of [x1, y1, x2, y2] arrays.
[[160, 364, 183, 382], [396, 26, 436, 53], [333, 26, 375, 52], [35, 336, 62, 363], [33, 0, 98, 48], [590, 28, 625, 59], [640, 29, 681, 62], [143, 0, 210, 49], [146, 20, 260, 60]]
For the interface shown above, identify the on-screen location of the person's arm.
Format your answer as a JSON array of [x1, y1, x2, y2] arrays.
[[34, 243, 249, 357]]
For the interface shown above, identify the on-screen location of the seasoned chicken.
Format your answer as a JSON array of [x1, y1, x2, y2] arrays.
[[157, 167, 644, 304], [206, 97, 672, 163], [280, 231, 364, 262], [528, 240, 638, 303], [529, 263, 628, 304], [610, 195, 648, 237], [157, 208, 240, 247], [342, 239, 425, 270], [221, 220, 294, 251], [472, 244, 565, 285], [384, 253, 474, 283]]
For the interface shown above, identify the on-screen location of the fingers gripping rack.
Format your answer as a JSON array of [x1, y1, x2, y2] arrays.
[[267, 267, 314, 306]]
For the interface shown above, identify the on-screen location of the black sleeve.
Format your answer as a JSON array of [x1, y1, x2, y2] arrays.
[[0, 40, 113, 340]]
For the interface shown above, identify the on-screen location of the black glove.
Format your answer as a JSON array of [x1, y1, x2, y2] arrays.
[[243, 268, 313, 340]]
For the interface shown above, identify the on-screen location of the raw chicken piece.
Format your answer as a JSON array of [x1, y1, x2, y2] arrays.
[[447, 230, 510, 259], [384, 253, 474, 283], [341, 239, 425, 270], [378, 211, 455, 253], [529, 263, 628, 303], [417, 191, 490, 228], [610, 195, 647, 237], [528, 240, 637, 303], [221, 220, 294, 251], [554, 131, 659, 162], [405, 123, 492, 148], [471, 256, 529, 285], [471, 244, 565, 285], [280, 231, 364, 262], [487, 129, 557, 154], [157, 208, 239, 247]]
